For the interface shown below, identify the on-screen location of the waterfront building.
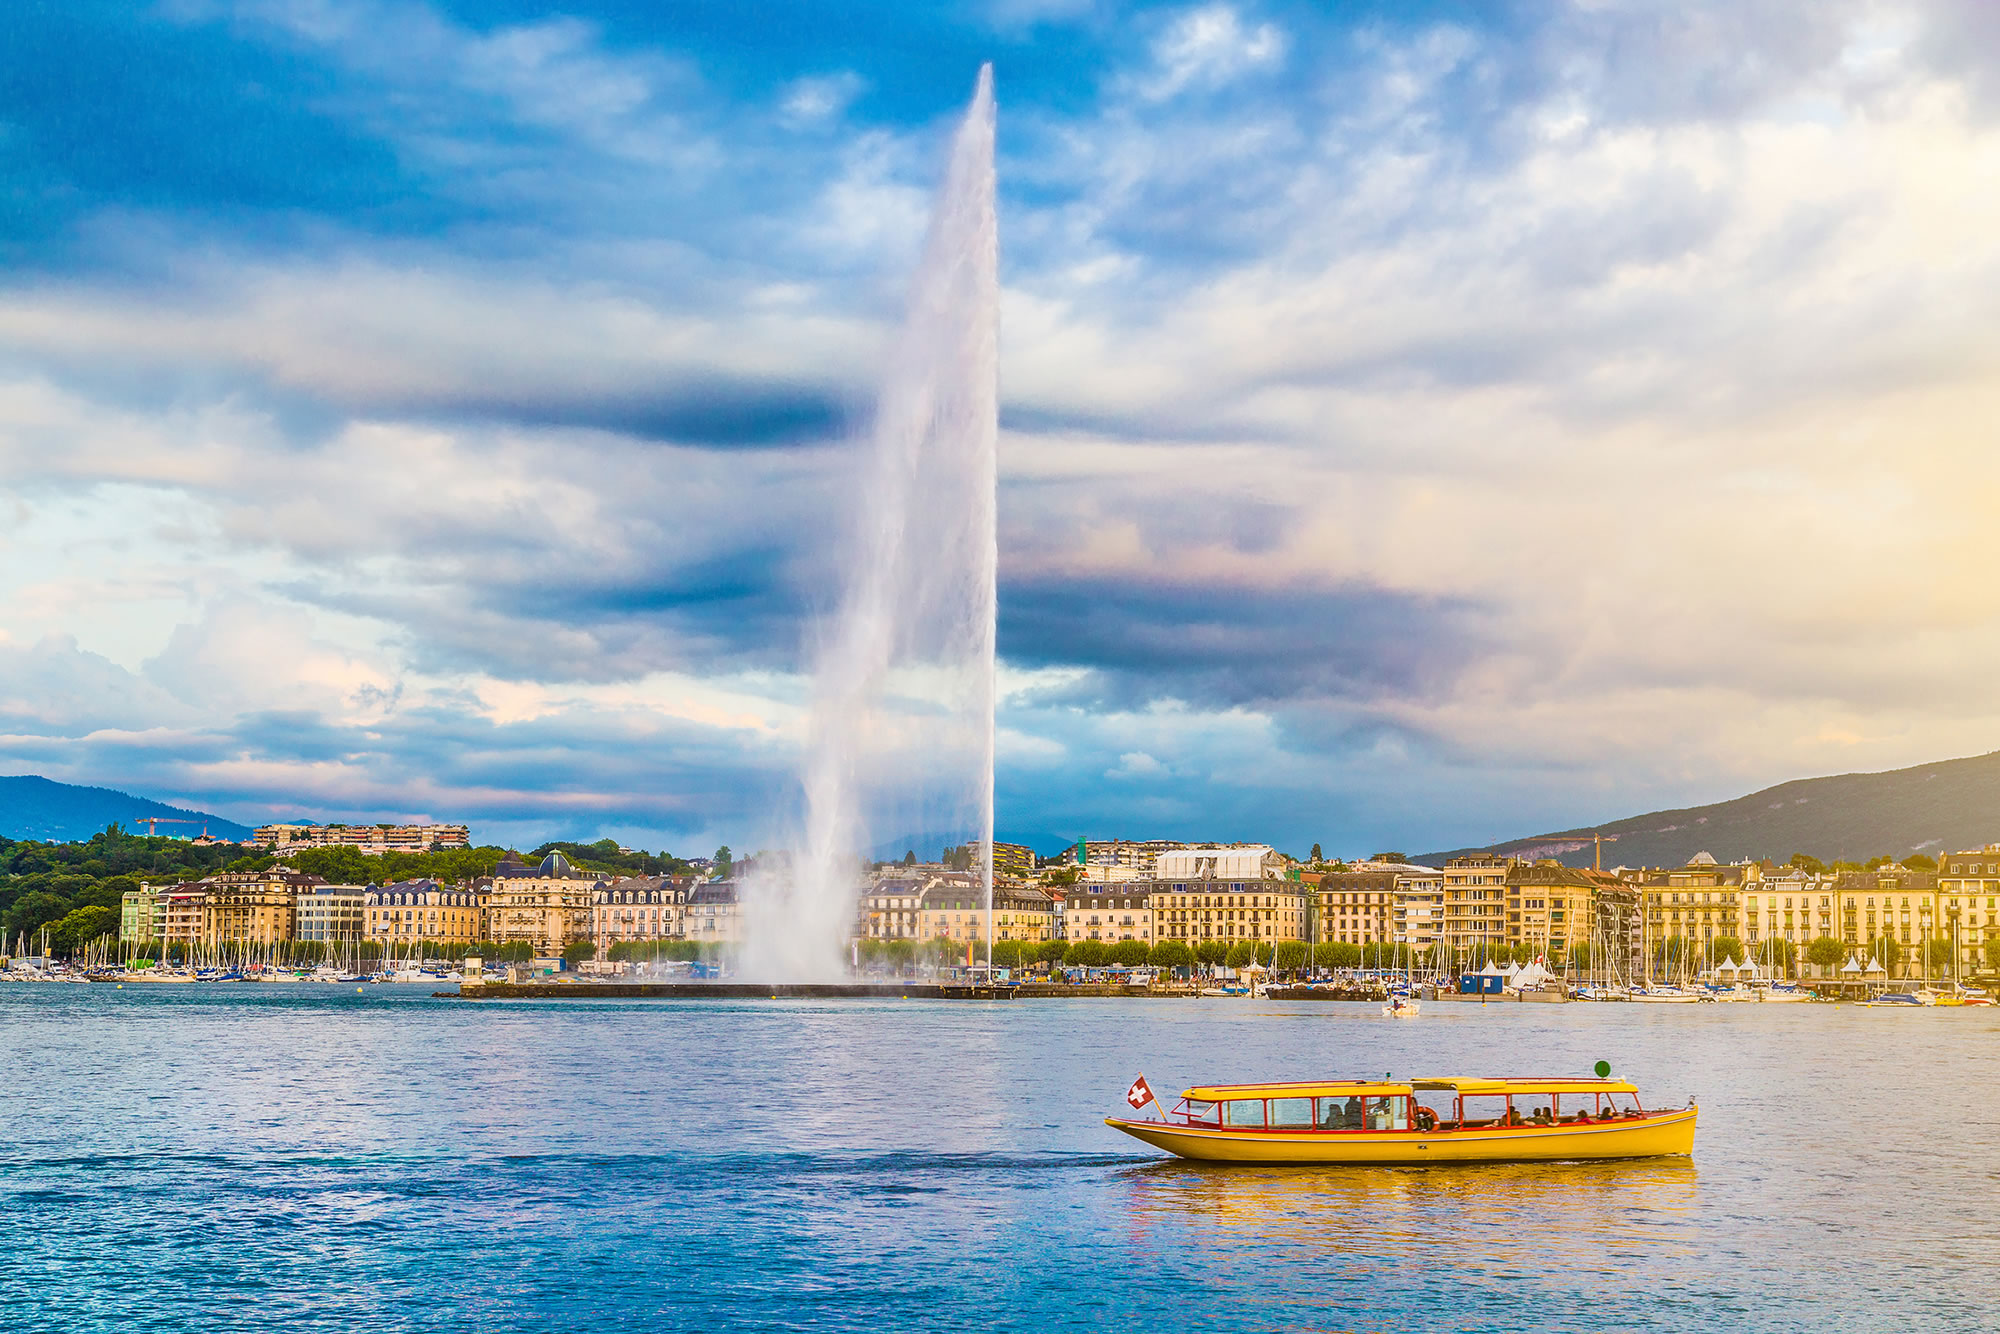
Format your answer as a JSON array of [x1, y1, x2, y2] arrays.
[[1390, 865, 1444, 953], [1063, 882, 1152, 944], [255, 822, 471, 854], [119, 887, 159, 947], [1587, 875, 1644, 981], [590, 875, 689, 952], [1313, 870, 1397, 945], [1506, 861, 1601, 962], [1834, 866, 1940, 975], [684, 880, 743, 945], [155, 885, 208, 949], [1639, 854, 1757, 963], [994, 887, 1055, 943], [1150, 876, 1308, 947], [918, 880, 990, 944], [296, 886, 367, 943], [488, 852, 601, 955], [1934, 846, 1999, 975], [860, 876, 928, 940], [1742, 870, 1836, 964], [367, 878, 483, 949], [196, 869, 326, 946], [1440, 855, 1510, 959]]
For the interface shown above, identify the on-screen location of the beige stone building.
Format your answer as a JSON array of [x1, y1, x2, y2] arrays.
[[487, 852, 601, 955], [684, 881, 743, 945], [366, 878, 484, 949], [1640, 854, 1758, 960], [860, 875, 929, 940], [1060, 883, 1149, 943], [1151, 878, 1308, 947], [1936, 845, 2000, 974]]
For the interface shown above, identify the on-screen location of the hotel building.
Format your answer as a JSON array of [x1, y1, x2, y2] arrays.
[[366, 878, 484, 948], [487, 852, 601, 956], [1063, 883, 1152, 944], [1440, 855, 1511, 959], [1936, 845, 2000, 974]]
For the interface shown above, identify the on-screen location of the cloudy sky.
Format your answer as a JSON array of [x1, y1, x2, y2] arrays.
[[5, 0, 2000, 857]]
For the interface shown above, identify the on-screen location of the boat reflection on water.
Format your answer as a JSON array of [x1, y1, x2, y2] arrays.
[[1115, 1157, 1700, 1272]]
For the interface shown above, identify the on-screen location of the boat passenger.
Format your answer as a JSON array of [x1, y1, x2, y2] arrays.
[[1342, 1095, 1364, 1129]]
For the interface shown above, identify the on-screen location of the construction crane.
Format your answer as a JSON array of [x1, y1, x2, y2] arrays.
[[131, 817, 205, 837], [1584, 832, 1619, 872]]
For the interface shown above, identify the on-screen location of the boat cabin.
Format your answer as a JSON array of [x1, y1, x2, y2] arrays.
[[1167, 1077, 1652, 1132]]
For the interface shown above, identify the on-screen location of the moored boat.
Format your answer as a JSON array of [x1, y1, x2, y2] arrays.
[[1107, 1076, 1695, 1164]]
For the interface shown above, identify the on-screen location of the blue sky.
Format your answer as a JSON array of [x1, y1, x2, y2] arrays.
[[6, 0, 2000, 858]]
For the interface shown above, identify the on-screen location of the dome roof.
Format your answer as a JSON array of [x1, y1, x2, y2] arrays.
[[539, 851, 574, 876], [1688, 851, 1717, 865]]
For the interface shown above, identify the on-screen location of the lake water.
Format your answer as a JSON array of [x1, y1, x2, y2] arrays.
[[3, 984, 1995, 1332]]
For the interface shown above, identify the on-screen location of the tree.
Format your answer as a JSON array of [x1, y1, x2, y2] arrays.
[[1709, 936, 1744, 966], [1805, 936, 1847, 975], [1035, 939, 1069, 966], [1273, 941, 1309, 973], [886, 939, 916, 972], [1904, 853, 1937, 873], [1195, 939, 1231, 966], [1567, 942, 1592, 972], [48, 904, 117, 957], [902, 850, 916, 866], [1985, 937, 2000, 972], [2, 890, 73, 946], [1309, 843, 1323, 864], [1150, 940, 1195, 970], [1065, 940, 1108, 968], [1922, 936, 1954, 973], [1044, 866, 1080, 887], [712, 846, 732, 878], [1867, 935, 1903, 976], [1787, 852, 1826, 875], [561, 937, 596, 965], [1108, 939, 1151, 967], [989, 939, 1024, 968], [1510, 943, 1536, 965], [1371, 852, 1409, 864]]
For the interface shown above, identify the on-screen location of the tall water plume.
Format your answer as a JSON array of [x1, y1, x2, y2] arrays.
[[741, 66, 998, 981]]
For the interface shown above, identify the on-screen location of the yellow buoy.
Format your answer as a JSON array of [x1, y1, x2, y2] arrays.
[[356, 986, 364, 993]]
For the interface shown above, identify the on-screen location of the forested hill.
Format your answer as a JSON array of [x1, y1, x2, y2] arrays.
[[0, 776, 254, 843], [1420, 750, 2000, 870]]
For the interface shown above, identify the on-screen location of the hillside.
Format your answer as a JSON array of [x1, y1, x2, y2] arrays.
[[0, 775, 254, 844], [1419, 750, 2000, 870]]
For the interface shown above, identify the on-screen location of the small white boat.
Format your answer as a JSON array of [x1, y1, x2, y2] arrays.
[[1382, 995, 1421, 1017]]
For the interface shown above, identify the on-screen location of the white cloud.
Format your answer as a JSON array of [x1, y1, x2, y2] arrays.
[[1139, 4, 1286, 101]]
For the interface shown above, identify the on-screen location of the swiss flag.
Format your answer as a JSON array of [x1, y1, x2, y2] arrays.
[[1126, 1074, 1155, 1111]]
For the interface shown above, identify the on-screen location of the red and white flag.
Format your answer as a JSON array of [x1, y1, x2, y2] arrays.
[[1126, 1074, 1155, 1111]]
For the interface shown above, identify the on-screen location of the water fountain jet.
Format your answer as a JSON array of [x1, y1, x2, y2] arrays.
[[740, 66, 998, 981]]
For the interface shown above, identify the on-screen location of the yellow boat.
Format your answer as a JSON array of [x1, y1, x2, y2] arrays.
[[1106, 1076, 1695, 1164]]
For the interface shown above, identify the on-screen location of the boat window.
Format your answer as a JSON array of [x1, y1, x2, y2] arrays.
[[1607, 1091, 1642, 1116], [1223, 1100, 1266, 1128], [1364, 1096, 1408, 1131], [1413, 1092, 1455, 1129], [1459, 1095, 1509, 1127], [1269, 1097, 1314, 1129], [1319, 1094, 1367, 1129], [1181, 1099, 1219, 1126], [1518, 1094, 1554, 1124]]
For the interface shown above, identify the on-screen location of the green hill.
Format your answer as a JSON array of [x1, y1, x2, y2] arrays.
[[1420, 750, 2000, 869], [0, 775, 254, 844]]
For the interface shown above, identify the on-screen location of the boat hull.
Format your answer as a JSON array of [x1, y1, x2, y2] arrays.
[[1106, 1107, 1697, 1164]]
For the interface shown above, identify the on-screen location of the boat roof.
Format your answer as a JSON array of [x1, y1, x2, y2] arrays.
[[1181, 1076, 1639, 1099], [1412, 1076, 1639, 1095], [1183, 1079, 1408, 1100]]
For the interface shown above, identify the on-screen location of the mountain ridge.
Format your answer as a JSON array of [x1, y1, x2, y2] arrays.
[[0, 775, 255, 843], [1415, 749, 2000, 869]]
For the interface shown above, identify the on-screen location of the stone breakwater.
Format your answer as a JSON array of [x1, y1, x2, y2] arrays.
[[446, 982, 1017, 1001]]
